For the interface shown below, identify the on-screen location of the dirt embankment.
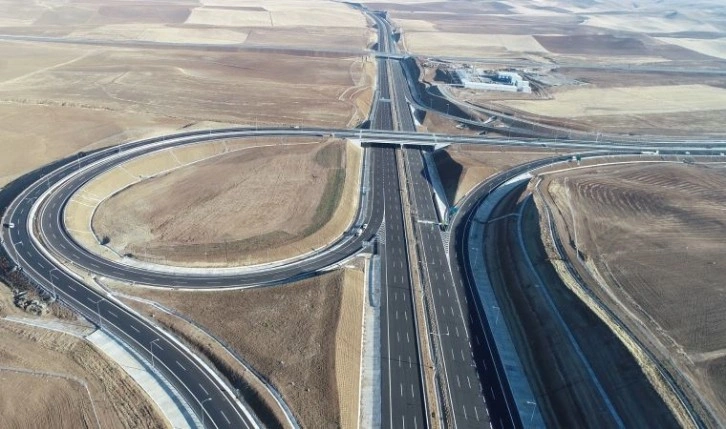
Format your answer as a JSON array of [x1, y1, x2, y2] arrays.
[[90, 139, 361, 267], [125, 269, 365, 429], [537, 161, 726, 426], [433, 145, 556, 204], [0, 284, 167, 429]]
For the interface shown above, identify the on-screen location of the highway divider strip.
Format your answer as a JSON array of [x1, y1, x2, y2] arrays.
[[396, 149, 439, 428]]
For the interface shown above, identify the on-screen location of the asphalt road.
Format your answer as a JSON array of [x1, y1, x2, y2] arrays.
[[372, 11, 503, 427], [2, 3, 724, 426], [2, 173, 259, 429], [369, 16, 431, 429], [404, 148, 502, 428]]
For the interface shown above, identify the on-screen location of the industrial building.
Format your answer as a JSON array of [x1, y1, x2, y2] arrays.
[[455, 69, 531, 93]]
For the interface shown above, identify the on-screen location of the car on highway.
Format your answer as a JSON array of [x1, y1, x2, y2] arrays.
[[3, 222, 15, 229]]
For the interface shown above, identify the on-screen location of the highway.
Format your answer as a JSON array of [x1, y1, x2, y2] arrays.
[[369, 7, 516, 427], [2, 3, 726, 428], [2, 163, 260, 428], [404, 147, 508, 428], [366, 8, 431, 428], [1, 128, 721, 429]]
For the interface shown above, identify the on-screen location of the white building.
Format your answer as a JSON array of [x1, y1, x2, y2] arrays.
[[455, 69, 532, 93]]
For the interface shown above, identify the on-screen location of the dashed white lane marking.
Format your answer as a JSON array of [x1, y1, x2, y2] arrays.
[[221, 410, 231, 424], [176, 360, 187, 371], [199, 383, 209, 395], [129, 324, 140, 333]]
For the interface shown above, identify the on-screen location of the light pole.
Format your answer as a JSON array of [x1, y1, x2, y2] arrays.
[[527, 400, 538, 423], [150, 338, 160, 370], [92, 298, 105, 328], [200, 397, 212, 427], [49, 267, 60, 299]]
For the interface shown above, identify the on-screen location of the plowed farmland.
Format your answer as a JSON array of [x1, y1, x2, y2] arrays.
[[538, 161, 726, 424]]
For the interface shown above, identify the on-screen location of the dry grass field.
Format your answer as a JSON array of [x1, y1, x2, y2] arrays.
[[538, 161, 726, 423], [0, 372, 96, 429], [91, 139, 360, 267], [0, 285, 167, 429], [377, 0, 726, 135], [128, 269, 365, 429], [434, 145, 557, 204], [0, 0, 373, 187], [375, 0, 726, 60], [501, 84, 726, 118], [403, 32, 548, 58]]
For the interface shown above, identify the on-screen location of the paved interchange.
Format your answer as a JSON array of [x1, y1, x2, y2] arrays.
[[2, 6, 726, 429]]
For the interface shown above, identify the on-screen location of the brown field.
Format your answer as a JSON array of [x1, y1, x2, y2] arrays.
[[0, 285, 167, 429], [0, 0, 373, 187], [126, 269, 365, 429], [379, 0, 726, 61], [0, 372, 103, 429], [0, 0, 369, 46], [403, 32, 549, 58], [92, 139, 361, 267], [434, 145, 558, 204], [382, 0, 726, 136], [500, 84, 726, 118], [538, 161, 726, 424], [442, 65, 726, 135], [534, 34, 716, 61]]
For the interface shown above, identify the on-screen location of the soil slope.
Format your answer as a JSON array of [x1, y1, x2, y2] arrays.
[[539, 161, 726, 424]]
